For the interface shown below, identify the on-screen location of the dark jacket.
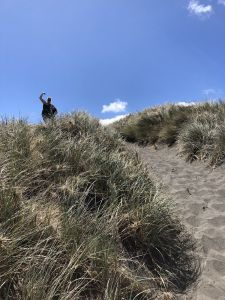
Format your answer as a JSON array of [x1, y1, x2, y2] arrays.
[[42, 103, 57, 118]]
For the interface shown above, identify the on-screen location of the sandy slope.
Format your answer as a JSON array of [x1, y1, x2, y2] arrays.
[[134, 145, 225, 300]]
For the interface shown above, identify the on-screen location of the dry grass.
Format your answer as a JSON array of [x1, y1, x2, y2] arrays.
[[114, 101, 225, 166], [0, 113, 199, 299]]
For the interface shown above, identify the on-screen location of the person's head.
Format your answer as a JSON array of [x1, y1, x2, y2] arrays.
[[47, 97, 52, 104]]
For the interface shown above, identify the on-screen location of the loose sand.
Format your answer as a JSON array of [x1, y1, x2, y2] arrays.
[[134, 145, 225, 300]]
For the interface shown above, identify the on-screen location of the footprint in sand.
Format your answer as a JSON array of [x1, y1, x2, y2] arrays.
[[202, 235, 225, 253], [185, 215, 200, 227], [215, 189, 225, 197], [212, 203, 225, 213], [212, 259, 225, 277], [207, 216, 225, 227], [188, 202, 204, 212], [135, 145, 225, 299]]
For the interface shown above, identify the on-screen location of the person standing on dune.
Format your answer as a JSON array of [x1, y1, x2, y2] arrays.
[[39, 92, 58, 122]]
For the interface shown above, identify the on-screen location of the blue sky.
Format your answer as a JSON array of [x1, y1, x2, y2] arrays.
[[1, 0, 225, 123]]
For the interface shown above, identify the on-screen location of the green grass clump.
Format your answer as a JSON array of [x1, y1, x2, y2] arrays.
[[114, 101, 225, 166], [0, 113, 199, 299], [178, 106, 225, 165], [113, 104, 194, 146]]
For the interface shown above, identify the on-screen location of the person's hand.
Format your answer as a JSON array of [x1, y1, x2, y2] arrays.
[[40, 92, 46, 97]]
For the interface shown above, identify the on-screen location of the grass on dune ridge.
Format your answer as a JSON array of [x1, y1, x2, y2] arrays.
[[113, 101, 225, 166], [0, 113, 199, 300]]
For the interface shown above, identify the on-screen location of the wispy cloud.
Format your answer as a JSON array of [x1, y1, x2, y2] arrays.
[[100, 114, 127, 126], [218, 0, 225, 6], [102, 99, 128, 113], [188, 0, 213, 17], [203, 88, 216, 96], [203, 88, 223, 97]]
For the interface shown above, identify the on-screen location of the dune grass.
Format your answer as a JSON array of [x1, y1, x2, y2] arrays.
[[0, 113, 199, 299], [114, 101, 225, 166]]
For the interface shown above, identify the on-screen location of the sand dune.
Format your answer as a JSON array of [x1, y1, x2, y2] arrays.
[[135, 145, 225, 300]]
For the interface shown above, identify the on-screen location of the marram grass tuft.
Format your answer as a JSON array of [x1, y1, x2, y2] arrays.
[[114, 101, 225, 166], [0, 113, 199, 299]]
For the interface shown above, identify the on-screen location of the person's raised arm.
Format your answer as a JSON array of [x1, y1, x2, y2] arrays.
[[39, 92, 46, 104]]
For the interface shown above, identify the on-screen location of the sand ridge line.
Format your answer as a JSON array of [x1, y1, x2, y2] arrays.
[[134, 145, 225, 300]]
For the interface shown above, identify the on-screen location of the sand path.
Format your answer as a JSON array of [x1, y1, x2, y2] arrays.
[[134, 145, 225, 300]]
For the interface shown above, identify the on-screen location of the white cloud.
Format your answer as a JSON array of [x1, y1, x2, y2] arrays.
[[100, 114, 127, 126], [188, 0, 213, 16], [218, 0, 225, 6], [102, 99, 128, 113], [176, 101, 196, 106]]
